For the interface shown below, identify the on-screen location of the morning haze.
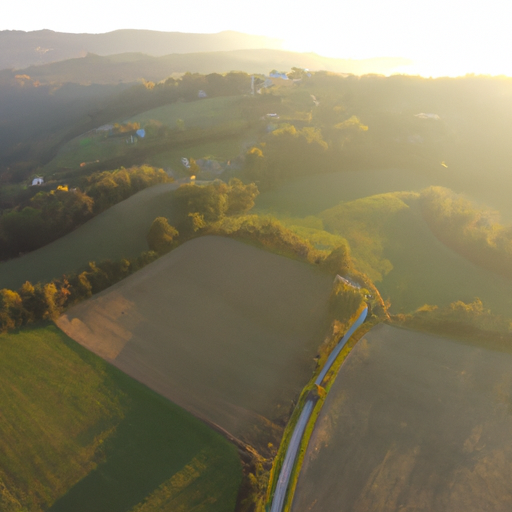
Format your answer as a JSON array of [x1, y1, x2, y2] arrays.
[[1, 2, 512, 511]]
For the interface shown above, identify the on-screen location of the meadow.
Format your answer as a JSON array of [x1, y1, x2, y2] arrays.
[[0, 324, 241, 512], [292, 324, 512, 512], [255, 170, 512, 317], [43, 95, 250, 174], [57, 236, 334, 453]]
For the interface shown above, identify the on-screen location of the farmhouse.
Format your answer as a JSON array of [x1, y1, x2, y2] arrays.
[[31, 176, 44, 186]]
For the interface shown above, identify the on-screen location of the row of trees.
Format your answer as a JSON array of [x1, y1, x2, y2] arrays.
[[392, 298, 512, 344], [0, 166, 170, 259], [420, 186, 512, 279], [0, 251, 158, 333]]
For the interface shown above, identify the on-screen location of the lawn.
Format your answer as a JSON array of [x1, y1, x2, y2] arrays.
[[57, 236, 334, 454], [0, 324, 241, 512], [292, 324, 512, 512]]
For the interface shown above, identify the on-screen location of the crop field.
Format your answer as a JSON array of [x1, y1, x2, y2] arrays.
[[57, 236, 334, 452], [0, 182, 180, 290], [292, 323, 512, 512], [0, 324, 241, 512]]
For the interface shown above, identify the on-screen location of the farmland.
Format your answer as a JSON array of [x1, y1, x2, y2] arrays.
[[0, 324, 241, 512], [292, 323, 512, 512], [57, 236, 334, 452]]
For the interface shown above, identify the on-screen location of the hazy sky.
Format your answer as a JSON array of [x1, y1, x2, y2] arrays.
[[4, 0, 512, 77]]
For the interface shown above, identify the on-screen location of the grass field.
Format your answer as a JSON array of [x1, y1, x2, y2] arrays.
[[57, 236, 334, 453], [255, 170, 512, 317], [292, 323, 512, 512], [43, 96, 248, 173], [0, 182, 180, 290], [128, 96, 245, 129], [0, 324, 241, 512]]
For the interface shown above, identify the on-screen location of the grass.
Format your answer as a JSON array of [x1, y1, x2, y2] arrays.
[[57, 236, 334, 455], [0, 324, 242, 512], [43, 96, 248, 174], [128, 96, 245, 129], [256, 169, 512, 318], [0, 182, 179, 290]]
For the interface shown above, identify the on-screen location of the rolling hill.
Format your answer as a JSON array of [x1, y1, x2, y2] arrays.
[[57, 236, 334, 453], [0, 29, 284, 70]]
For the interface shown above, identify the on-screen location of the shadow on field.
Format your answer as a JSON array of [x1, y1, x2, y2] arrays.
[[49, 337, 239, 512]]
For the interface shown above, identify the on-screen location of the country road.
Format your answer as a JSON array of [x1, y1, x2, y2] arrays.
[[269, 306, 368, 512]]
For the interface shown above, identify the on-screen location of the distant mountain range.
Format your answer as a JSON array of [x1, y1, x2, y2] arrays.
[[0, 29, 412, 81], [0, 29, 285, 70], [0, 49, 412, 86]]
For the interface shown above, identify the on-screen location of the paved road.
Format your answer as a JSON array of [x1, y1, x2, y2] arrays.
[[269, 306, 368, 512]]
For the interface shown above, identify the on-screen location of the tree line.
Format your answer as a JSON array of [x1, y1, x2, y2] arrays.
[[420, 186, 512, 279]]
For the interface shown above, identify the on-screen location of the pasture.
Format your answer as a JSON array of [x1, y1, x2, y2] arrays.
[[0, 182, 179, 290], [43, 96, 248, 174], [292, 323, 512, 512], [0, 324, 241, 512], [319, 193, 512, 317], [57, 236, 334, 453], [255, 170, 512, 317]]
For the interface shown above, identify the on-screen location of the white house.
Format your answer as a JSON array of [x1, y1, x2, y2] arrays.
[[31, 177, 44, 186]]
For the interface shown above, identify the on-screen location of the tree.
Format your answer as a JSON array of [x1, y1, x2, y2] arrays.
[[146, 217, 179, 254], [225, 178, 259, 215]]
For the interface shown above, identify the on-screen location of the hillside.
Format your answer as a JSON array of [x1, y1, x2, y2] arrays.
[[0, 29, 283, 70], [57, 236, 334, 453], [0, 182, 179, 290], [0, 49, 412, 85], [292, 324, 512, 512], [0, 324, 241, 512]]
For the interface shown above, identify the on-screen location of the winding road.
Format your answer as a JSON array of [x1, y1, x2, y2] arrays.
[[269, 306, 368, 512]]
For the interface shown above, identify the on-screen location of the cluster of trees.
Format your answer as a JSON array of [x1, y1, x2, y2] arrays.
[[329, 280, 365, 324], [172, 178, 259, 233], [392, 298, 512, 344], [0, 166, 170, 259], [0, 251, 158, 333], [243, 124, 330, 189], [420, 186, 512, 278]]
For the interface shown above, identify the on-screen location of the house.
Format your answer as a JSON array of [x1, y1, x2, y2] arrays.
[[334, 274, 361, 289], [198, 90, 207, 98], [31, 176, 44, 186]]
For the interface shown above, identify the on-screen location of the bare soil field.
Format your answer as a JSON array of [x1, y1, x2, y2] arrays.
[[57, 236, 333, 452], [292, 323, 512, 512]]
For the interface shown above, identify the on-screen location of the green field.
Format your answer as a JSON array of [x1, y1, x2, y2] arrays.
[[292, 324, 512, 512], [0, 182, 179, 290], [0, 324, 241, 512], [254, 170, 512, 317], [57, 236, 333, 453], [128, 96, 246, 129], [43, 96, 249, 174]]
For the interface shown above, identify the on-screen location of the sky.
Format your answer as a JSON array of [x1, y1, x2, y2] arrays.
[[3, 0, 512, 77]]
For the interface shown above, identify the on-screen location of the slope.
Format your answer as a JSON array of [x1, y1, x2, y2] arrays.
[[56, 236, 334, 453], [0, 182, 179, 290], [0, 324, 241, 512]]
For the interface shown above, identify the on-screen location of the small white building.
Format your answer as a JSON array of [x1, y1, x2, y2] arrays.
[[31, 177, 44, 186]]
